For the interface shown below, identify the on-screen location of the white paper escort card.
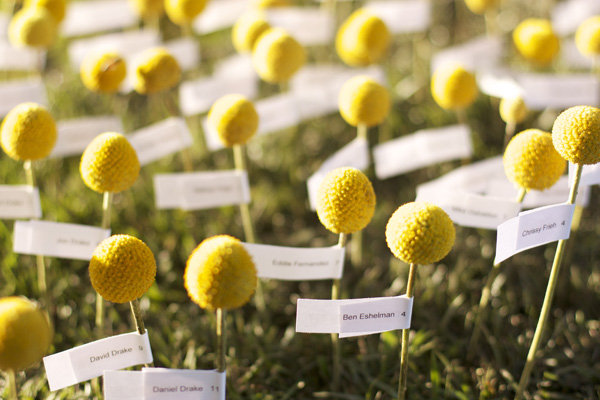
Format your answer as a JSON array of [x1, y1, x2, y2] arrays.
[[154, 170, 250, 211], [104, 368, 226, 400], [128, 118, 193, 166], [61, 0, 138, 37], [296, 295, 414, 338], [243, 243, 345, 280], [0, 78, 47, 116], [494, 203, 576, 264], [517, 73, 600, 110], [570, 162, 600, 187], [13, 220, 110, 260], [0, 42, 40, 71], [374, 124, 472, 179], [44, 331, 153, 391], [52, 116, 123, 158], [0, 186, 42, 219], [194, 0, 248, 34], [365, 0, 431, 34], [431, 36, 503, 73], [552, 0, 600, 36], [266, 7, 334, 46]]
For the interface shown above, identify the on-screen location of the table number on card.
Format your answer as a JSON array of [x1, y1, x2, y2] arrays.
[[0, 185, 42, 219]]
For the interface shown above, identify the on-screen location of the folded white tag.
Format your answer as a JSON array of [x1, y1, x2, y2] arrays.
[[0, 185, 41, 219], [163, 37, 200, 72], [53, 116, 123, 158], [0, 78, 47, 116], [266, 7, 334, 46], [552, 0, 600, 36], [62, 0, 138, 37], [128, 118, 193, 166], [194, 0, 248, 34], [0, 41, 40, 71], [365, 0, 431, 34], [431, 35, 503, 73], [518, 73, 600, 111]]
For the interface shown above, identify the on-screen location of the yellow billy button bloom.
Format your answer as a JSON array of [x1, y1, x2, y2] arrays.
[[575, 16, 600, 58], [503, 129, 566, 191], [499, 96, 528, 125], [316, 167, 376, 235], [0, 102, 57, 161], [552, 105, 600, 165], [89, 235, 157, 304], [232, 12, 271, 53], [185, 235, 257, 310], [164, 0, 207, 26], [80, 132, 140, 193], [338, 75, 390, 127], [208, 94, 259, 147], [0, 297, 52, 372], [80, 51, 127, 94], [133, 47, 181, 95], [335, 9, 390, 67], [464, 0, 498, 15], [431, 64, 478, 111], [253, 0, 289, 8], [513, 18, 560, 66], [386, 202, 455, 265], [24, 0, 66, 23], [8, 7, 57, 49], [129, 0, 165, 19], [252, 27, 306, 83]]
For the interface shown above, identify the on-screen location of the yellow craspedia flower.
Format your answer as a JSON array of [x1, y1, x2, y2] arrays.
[[503, 129, 566, 191], [431, 64, 478, 110], [552, 105, 600, 165], [252, 27, 305, 83], [89, 235, 156, 304], [0, 297, 52, 372], [338, 75, 390, 127], [8, 7, 57, 49], [1, 102, 57, 161], [499, 96, 528, 125], [80, 132, 140, 193], [80, 51, 127, 94], [385, 202, 455, 265], [208, 94, 258, 147], [513, 18, 560, 66], [133, 47, 181, 95], [129, 0, 165, 18], [24, 0, 66, 23], [575, 16, 600, 58], [464, 0, 498, 15], [184, 235, 257, 310], [253, 0, 289, 8], [316, 167, 376, 235], [335, 9, 390, 67], [232, 12, 271, 53], [164, 0, 207, 26]]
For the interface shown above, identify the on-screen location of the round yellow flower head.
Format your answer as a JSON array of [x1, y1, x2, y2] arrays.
[[385, 202, 455, 265], [499, 96, 528, 124], [503, 129, 566, 191], [164, 0, 207, 26], [253, 0, 289, 8], [252, 27, 306, 83], [552, 105, 600, 165], [513, 18, 560, 66], [133, 47, 181, 95], [184, 235, 257, 310], [80, 132, 140, 193], [0, 297, 52, 372], [232, 12, 271, 53], [24, 0, 66, 23], [1, 102, 57, 161], [464, 0, 498, 15], [80, 51, 127, 94], [575, 16, 600, 58], [129, 0, 165, 18], [316, 167, 376, 234], [208, 94, 258, 147], [431, 64, 478, 110], [89, 235, 156, 304], [335, 9, 390, 67], [338, 75, 390, 127], [8, 7, 57, 49]]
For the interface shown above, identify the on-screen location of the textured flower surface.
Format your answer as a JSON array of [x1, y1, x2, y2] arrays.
[[552, 105, 600, 165], [1, 102, 57, 161], [89, 235, 156, 304], [464, 0, 498, 14], [513, 18, 559, 65], [252, 27, 305, 83], [185, 235, 257, 310], [386, 202, 455, 265], [0, 297, 52, 372], [499, 96, 528, 124], [232, 12, 271, 53], [80, 51, 127, 94], [431, 64, 478, 110], [133, 47, 181, 95], [129, 0, 164, 18], [335, 9, 390, 67], [164, 0, 207, 25], [24, 0, 66, 23], [316, 167, 376, 234], [80, 132, 140, 193], [575, 16, 600, 57], [504, 129, 566, 190], [208, 94, 259, 147], [8, 7, 57, 48], [338, 75, 390, 127]]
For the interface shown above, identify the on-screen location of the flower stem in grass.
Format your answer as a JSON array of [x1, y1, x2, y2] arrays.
[[216, 308, 226, 373], [233, 145, 256, 244], [398, 263, 417, 400], [8, 369, 17, 400], [96, 191, 113, 333], [130, 298, 152, 367], [331, 232, 347, 392]]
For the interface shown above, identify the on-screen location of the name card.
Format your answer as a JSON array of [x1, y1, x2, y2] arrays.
[[431, 35, 503, 73], [52, 116, 123, 158], [477, 69, 523, 99], [561, 39, 594, 69], [163, 37, 200, 72], [552, 0, 600, 36], [494, 203, 575, 264], [44, 331, 153, 391], [0, 186, 41, 219], [267, 7, 334, 46], [0, 78, 47, 116], [194, 0, 248, 34], [296, 295, 413, 338], [518, 73, 600, 110], [0, 41, 40, 71], [570, 162, 600, 187], [374, 124, 472, 179], [62, 0, 138, 37], [128, 118, 193, 166], [13, 220, 110, 260], [365, 0, 431, 34], [154, 170, 250, 211], [243, 243, 345, 280]]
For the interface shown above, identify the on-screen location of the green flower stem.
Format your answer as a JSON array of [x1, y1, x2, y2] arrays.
[[129, 298, 152, 368], [504, 121, 517, 150], [484, 8, 499, 37], [216, 308, 226, 373], [8, 369, 17, 400], [515, 163, 583, 400], [398, 263, 417, 400], [96, 191, 113, 333], [331, 232, 348, 392], [357, 124, 368, 141], [456, 109, 468, 126], [233, 145, 256, 244]]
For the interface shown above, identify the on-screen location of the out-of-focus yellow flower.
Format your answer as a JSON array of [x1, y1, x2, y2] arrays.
[[385, 202, 455, 265], [335, 9, 390, 67], [80, 51, 127, 94], [316, 167, 376, 234], [0, 102, 57, 161], [252, 27, 305, 83], [24, 0, 66, 23], [0, 297, 52, 372], [464, 0, 498, 15], [184, 235, 257, 310], [552, 105, 600, 165], [575, 16, 600, 58], [431, 64, 478, 110], [503, 129, 565, 191], [232, 12, 271, 53], [129, 0, 165, 18], [8, 7, 57, 49], [513, 18, 560, 66], [164, 0, 207, 26], [89, 235, 156, 304], [80, 132, 140, 193], [253, 0, 289, 8], [499, 96, 528, 125], [133, 47, 181, 95], [338, 75, 390, 127], [208, 94, 258, 147]]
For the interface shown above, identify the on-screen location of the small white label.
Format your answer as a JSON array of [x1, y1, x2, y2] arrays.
[[365, 0, 431, 34], [62, 0, 138, 37], [0, 78, 47, 116], [44, 331, 153, 391], [163, 37, 200, 72], [129, 118, 193, 166], [193, 0, 248, 34], [266, 7, 334, 46], [0, 185, 41, 219], [13, 220, 110, 260], [431, 35, 504, 73], [243, 243, 345, 280], [0, 41, 40, 71], [53, 116, 123, 158], [477, 69, 524, 99], [518, 73, 600, 110], [494, 203, 575, 264], [570, 162, 600, 188], [552, 0, 600, 36]]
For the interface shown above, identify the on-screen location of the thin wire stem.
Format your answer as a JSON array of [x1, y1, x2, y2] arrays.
[[216, 308, 226, 372], [8, 370, 17, 400], [398, 263, 417, 400], [331, 232, 347, 392]]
